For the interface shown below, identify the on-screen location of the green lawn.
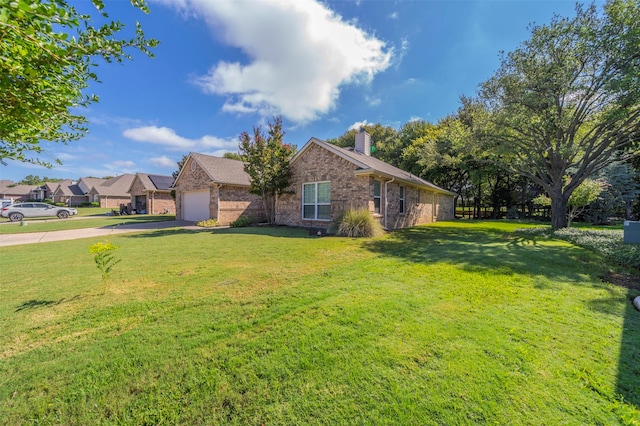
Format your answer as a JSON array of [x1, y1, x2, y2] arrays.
[[0, 212, 175, 234], [1, 221, 638, 425]]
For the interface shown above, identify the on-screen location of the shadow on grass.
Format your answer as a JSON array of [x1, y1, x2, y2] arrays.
[[15, 295, 82, 312], [362, 225, 595, 282], [122, 225, 312, 240], [617, 290, 640, 408], [362, 223, 640, 410]]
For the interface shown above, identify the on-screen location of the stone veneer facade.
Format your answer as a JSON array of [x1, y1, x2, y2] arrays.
[[277, 143, 454, 231], [174, 156, 264, 225], [129, 176, 176, 214]]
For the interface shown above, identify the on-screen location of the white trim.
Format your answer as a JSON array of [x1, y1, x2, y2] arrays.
[[302, 181, 331, 221]]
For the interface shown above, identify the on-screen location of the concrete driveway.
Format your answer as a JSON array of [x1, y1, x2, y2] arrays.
[[0, 220, 198, 247]]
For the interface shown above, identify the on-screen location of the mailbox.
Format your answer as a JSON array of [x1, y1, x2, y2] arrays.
[[623, 221, 640, 244]]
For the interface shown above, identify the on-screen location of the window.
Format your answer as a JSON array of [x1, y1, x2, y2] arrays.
[[399, 186, 405, 214], [303, 181, 331, 220], [373, 181, 381, 214]]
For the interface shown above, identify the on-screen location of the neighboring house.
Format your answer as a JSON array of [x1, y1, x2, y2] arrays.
[[176, 130, 455, 230], [51, 179, 86, 206], [77, 177, 106, 196], [173, 153, 264, 224], [88, 174, 135, 208], [129, 173, 176, 214], [277, 131, 455, 231], [0, 182, 37, 202], [29, 181, 60, 201]]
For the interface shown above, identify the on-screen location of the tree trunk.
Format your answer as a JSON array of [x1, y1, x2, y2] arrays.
[[551, 194, 568, 229]]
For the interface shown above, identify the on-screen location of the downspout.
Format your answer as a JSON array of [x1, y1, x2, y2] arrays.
[[384, 177, 395, 230]]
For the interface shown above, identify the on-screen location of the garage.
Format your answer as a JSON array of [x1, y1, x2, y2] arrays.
[[182, 190, 210, 221]]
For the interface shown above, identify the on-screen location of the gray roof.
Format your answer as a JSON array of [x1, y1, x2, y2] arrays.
[[0, 183, 38, 197], [54, 180, 85, 196], [93, 174, 135, 196], [190, 153, 251, 186], [296, 138, 456, 195]]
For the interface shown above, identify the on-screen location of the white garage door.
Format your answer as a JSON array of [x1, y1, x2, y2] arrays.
[[182, 190, 210, 221]]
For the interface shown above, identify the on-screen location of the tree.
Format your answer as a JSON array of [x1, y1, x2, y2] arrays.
[[0, 0, 159, 166], [326, 124, 400, 166], [478, 0, 640, 228], [223, 152, 243, 161], [15, 175, 64, 185], [172, 154, 189, 181], [534, 178, 603, 226], [239, 117, 295, 225], [587, 161, 640, 221]]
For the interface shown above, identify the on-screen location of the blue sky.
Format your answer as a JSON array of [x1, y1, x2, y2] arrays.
[[2, 0, 599, 182]]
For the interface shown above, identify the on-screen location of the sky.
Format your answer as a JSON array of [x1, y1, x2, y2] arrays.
[[2, 0, 602, 182]]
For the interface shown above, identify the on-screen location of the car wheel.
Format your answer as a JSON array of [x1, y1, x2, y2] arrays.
[[57, 211, 69, 219], [8, 213, 24, 222]]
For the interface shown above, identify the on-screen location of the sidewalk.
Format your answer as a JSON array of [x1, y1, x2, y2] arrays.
[[0, 220, 199, 247]]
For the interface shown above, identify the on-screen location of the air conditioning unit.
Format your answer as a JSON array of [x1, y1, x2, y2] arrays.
[[623, 221, 640, 244]]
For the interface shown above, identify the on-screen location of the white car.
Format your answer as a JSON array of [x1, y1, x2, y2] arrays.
[[1, 203, 78, 222]]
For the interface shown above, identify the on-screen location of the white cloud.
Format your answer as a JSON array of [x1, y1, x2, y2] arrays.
[[123, 126, 196, 150], [389, 12, 399, 19], [408, 116, 423, 123], [348, 119, 369, 131], [158, 0, 392, 123], [123, 126, 239, 153], [111, 160, 136, 170], [365, 95, 381, 107], [149, 156, 178, 168]]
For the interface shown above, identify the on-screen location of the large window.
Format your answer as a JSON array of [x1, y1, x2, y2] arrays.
[[399, 186, 405, 214], [303, 181, 331, 220], [373, 181, 381, 214]]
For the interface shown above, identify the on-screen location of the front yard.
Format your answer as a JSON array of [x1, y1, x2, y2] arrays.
[[1, 222, 638, 424], [0, 208, 175, 234]]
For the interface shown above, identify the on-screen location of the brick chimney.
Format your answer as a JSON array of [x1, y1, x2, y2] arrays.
[[354, 128, 371, 156]]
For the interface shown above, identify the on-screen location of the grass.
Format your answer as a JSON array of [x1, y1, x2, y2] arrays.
[[0, 213, 175, 234], [1, 221, 639, 424]]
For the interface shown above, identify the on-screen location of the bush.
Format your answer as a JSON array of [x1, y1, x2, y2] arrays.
[[196, 219, 220, 227], [514, 227, 640, 271], [230, 216, 253, 228], [78, 202, 99, 208], [54, 202, 66, 207], [333, 208, 384, 238]]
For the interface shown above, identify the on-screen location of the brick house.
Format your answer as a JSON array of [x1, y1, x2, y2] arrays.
[[128, 173, 176, 214], [277, 131, 455, 231], [51, 179, 87, 206], [176, 130, 455, 230], [173, 153, 265, 224], [87, 174, 135, 208]]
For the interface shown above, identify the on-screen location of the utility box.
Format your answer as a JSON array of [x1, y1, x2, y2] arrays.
[[623, 221, 640, 244]]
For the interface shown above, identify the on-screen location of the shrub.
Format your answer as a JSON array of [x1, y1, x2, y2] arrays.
[[514, 227, 640, 271], [230, 216, 253, 228], [333, 208, 384, 238], [196, 219, 220, 227], [76, 201, 100, 207]]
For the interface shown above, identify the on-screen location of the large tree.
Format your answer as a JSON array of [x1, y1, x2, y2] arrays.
[[239, 117, 295, 225], [0, 0, 158, 166], [478, 0, 640, 228]]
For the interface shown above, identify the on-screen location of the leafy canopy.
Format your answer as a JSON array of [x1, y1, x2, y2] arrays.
[[477, 0, 640, 228], [0, 0, 159, 166], [239, 116, 295, 224]]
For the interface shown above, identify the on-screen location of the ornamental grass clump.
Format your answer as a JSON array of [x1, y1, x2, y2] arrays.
[[334, 208, 384, 238], [88, 240, 121, 292]]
